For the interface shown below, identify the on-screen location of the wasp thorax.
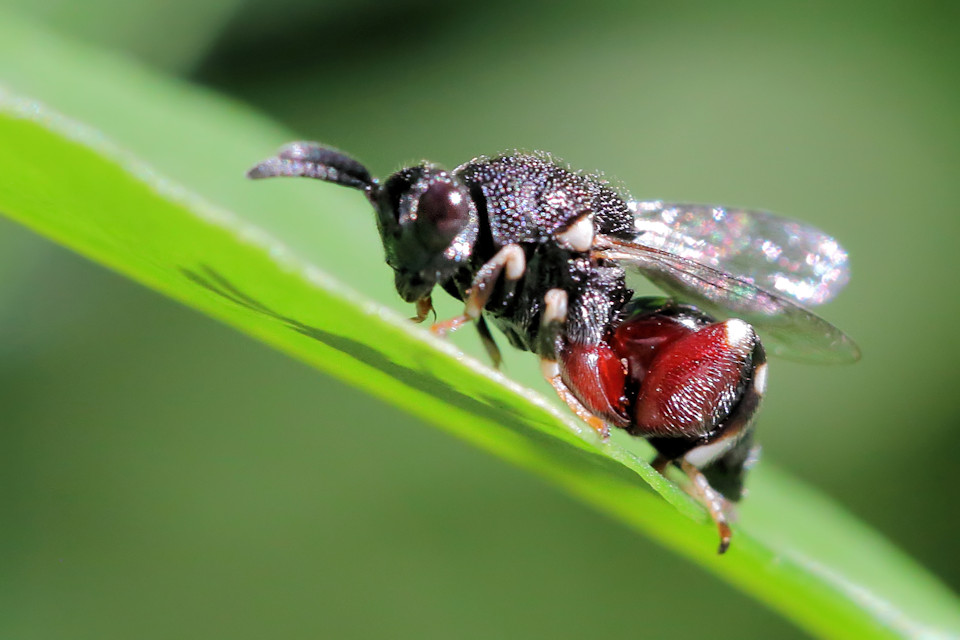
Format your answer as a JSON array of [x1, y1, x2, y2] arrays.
[[377, 165, 478, 302]]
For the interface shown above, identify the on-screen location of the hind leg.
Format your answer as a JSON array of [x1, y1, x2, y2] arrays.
[[611, 303, 766, 553], [680, 460, 734, 554]]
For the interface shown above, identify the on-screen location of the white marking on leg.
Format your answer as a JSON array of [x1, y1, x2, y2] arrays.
[[753, 362, 768, 396], [502, 245, 526, 281], [684, 436, 739, 468], [463, 244, 525, 320], [723, 318, 754, 349], [542, 288, 569, 326], [540, 359, 560, 379], [556, 214, 595, 252], [465, 297, 483, 320]]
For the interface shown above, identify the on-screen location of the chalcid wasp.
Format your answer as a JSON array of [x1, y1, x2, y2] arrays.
[[248, 143, 859, 553]]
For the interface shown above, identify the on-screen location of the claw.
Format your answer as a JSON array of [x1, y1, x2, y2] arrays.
[[411, 296, 435, 323], [680, 460, 735, 554]]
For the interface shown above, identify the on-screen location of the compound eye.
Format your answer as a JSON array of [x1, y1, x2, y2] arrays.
[[417, 180, 471, 240]]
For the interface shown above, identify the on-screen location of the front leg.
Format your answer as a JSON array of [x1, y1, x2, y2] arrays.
[[410, 296, 435, 323], [430, 244, 526, 337]]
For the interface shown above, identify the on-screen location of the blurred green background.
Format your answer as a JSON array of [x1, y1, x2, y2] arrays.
[[2, 1, 959, 638]]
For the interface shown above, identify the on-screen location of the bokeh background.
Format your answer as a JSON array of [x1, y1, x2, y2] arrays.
[[2, 1, 959, 638]]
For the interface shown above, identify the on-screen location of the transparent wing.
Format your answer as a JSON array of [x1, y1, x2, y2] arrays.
[[627, 201, 850, 306], [595, 236, 861, 364]]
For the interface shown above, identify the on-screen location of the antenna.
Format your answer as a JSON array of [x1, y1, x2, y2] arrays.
[[247, 142, 377, 194]]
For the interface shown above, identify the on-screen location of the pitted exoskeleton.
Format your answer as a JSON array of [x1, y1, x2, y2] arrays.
[[249, 142, 858, 554]]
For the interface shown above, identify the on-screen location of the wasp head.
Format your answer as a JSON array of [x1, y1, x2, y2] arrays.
[[248, 142, 477, 303], [375, 164, 477, 302]]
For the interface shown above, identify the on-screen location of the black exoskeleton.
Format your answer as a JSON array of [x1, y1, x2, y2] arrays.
[[249, 142, 787, 554]]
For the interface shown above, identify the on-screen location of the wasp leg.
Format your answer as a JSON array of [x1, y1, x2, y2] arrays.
[[430, 314, 471, 336], [410, 295, 435, 323], [651, 454, 671, 475], [475, 316, 503, 369], [431, 244, 525, 337], [680, 459, 734, 554], [542, 360, 611, 439], [537, 288, 610, 439]]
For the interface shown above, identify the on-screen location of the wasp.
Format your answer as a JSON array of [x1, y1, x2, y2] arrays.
[[248, 142, 859, 553]]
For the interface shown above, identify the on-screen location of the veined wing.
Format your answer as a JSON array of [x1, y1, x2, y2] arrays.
[[627, 201, 850, 307], [594, 235, 861, 364]]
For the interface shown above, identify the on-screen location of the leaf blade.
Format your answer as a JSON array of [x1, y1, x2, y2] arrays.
[[1, 17, 959, 640]]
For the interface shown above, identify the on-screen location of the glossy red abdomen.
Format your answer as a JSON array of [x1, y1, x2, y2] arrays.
[[561, 303, 759, 441]]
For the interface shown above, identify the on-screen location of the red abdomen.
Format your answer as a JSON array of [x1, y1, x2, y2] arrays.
[[561, 300, 760, 440]]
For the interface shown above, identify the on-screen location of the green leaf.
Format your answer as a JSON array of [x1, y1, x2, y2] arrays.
[[1, 15, 959, 640]]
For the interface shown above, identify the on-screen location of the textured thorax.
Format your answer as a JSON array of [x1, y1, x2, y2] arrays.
[[457, 153, 635, 248], [248, 140, 859, 555]]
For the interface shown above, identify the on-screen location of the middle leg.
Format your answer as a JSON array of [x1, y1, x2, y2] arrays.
[[538, 287, 612, 439]]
